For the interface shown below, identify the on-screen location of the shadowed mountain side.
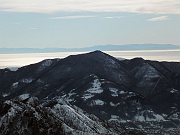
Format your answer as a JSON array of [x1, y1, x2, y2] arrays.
[[0, 51, 180, 134]]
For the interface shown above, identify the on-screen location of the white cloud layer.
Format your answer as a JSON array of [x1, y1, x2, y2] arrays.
[[29, 27, 38, 30], [50, 15, 123, 19], [50, 16, 95, 19], [148, 16, 169, 21], [0, 0, 180, 14], [104, 16, 122, 19]]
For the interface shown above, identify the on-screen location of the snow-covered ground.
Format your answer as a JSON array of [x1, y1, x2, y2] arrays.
[[86, 79, 103, 94]]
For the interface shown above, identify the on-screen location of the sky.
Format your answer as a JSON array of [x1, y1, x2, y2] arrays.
[[0, 0, 180, 48]]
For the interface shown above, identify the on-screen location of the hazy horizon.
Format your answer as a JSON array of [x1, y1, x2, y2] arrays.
[[0, 50, 180, 69]]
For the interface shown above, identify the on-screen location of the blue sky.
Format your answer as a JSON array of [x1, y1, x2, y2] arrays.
[[0, 0, 180, 48]]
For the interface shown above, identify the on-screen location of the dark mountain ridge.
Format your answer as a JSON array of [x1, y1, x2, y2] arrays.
[[0, 51, 180, 134]]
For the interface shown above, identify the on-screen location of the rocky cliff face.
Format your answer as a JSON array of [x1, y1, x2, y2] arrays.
[[0, 51, 180, 134]]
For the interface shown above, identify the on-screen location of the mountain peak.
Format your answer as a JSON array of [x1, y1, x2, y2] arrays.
[[0, 52, 180, 135], [90, 50, 103, 53]]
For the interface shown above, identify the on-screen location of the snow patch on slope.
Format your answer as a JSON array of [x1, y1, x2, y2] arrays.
[[2, 93, 10, 97], [86, 79, 103, 94], [170, 89, 179, 93], [168, 112, 180, 120], [110, 102, 120, 107], [91, 99, 105, 106], [109, 88, 119, 97], [82, 94, 94, 100], [18, 94, 30, 100], [21, 78, 33, 83], [109, 115, 120, 121], [39, 59, 52, 71], [8, 67, 19, 71], [12, 82, 19, 88], [119, 90, 127, 94], [134, 110, 165, 122]]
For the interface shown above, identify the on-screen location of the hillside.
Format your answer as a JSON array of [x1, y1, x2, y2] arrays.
[[0, 51, 180, 134]]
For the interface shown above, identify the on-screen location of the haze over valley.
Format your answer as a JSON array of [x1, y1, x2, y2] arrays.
[[0, 44, 180, 69]]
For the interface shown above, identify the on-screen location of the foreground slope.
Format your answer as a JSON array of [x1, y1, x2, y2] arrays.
[[0, 51, 180, 134], [1, 94, 134, 135]]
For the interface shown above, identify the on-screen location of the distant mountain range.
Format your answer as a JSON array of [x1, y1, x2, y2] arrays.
[[0, 44, 180, 54]]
